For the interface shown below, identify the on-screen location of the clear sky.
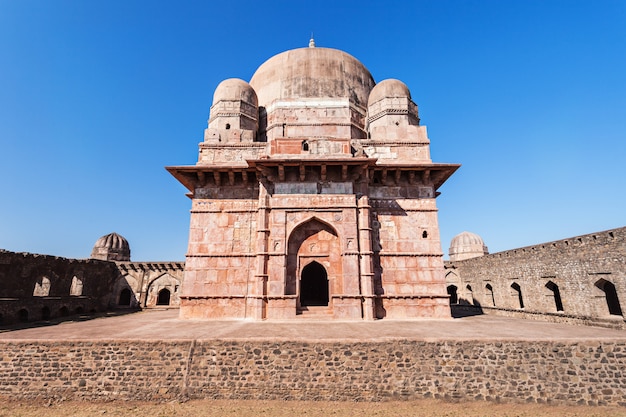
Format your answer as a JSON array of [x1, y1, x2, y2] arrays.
[[1, 0, 624, 261]]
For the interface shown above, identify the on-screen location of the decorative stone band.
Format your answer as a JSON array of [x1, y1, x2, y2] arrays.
[[377, 252, 445, 257], [199, 142, 267, 149], [181, 295, 247, 300], [377, 294, 449, 299], [361, 140, 430, 146], [116, 262, 184, 272], [367, 108, 411, 123], [209, 111, 257, 123]]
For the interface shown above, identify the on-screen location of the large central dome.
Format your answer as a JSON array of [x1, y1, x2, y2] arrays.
[[249, 47, 375, 109]]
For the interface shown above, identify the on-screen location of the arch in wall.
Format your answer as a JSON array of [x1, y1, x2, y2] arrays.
[[18, 308, 28, 322], [70, 275, 83, 296], [33, 276, 51, 297], [111, 274, 138, 308], [485, 283, 495, 306], [300, 261, 329, 307], [41, 306, 51, 320], [447, 285, 458, 305], [595, 278, 623, 316], [118, 288, 132, 306], [286, 217, 340, 297], [545, 281, 564, 312], [157, 288, 171, 306], [145, 273, 181, 308], [511, 282, 524, 309]]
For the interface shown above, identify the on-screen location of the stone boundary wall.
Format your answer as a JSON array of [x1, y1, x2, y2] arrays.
[[0, 251, 120, 325], [445, 227, 626, 326], [1, 339, 625, 406]]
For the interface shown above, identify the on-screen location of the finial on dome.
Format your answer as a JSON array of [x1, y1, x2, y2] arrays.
[[309, 33, 315, 48]]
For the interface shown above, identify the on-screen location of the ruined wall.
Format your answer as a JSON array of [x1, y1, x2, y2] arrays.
[[0, 250, 119, 325], [0, 339, 625, 406], [445, 227, 626, 328]]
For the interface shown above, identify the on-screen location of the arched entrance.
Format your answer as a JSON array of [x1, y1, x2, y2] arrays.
[[300, 262, 329, 307], [285, 217, 343, 316], [447, 285, 458, 304], [157, 288, 171, 306], [118, 288, 131, 306]]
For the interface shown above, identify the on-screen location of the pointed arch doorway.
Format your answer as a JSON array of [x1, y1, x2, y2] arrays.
[[300, 261, 329, 307], [286, 217, 342, 316]]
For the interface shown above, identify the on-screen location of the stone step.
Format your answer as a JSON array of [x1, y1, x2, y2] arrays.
[[297, 306, 333, 318]]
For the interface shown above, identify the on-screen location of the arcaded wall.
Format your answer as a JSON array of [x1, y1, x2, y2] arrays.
[[0, 250, 119, 325], [445, 227, 626, 328], [0, 339, 624, 406]]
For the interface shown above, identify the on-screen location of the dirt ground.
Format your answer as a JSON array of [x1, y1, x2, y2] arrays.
[[0, 399, 624, 417]]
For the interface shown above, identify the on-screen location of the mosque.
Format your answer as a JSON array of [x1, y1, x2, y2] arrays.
[[166, 39, 459, 320], [0, 42, 623, 328]]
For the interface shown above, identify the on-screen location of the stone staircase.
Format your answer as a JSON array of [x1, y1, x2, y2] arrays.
[[297, 306, 333, 319]]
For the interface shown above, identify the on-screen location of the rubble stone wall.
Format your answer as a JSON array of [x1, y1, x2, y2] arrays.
[[1, 339, 625, 406], [445, 227, 626, 328], [0, 251, 119, 324]]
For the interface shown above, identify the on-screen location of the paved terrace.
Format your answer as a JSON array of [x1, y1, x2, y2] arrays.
[[1, 309, 625, 341]]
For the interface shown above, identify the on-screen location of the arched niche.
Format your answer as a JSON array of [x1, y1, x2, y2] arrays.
[[285, 217, 341, 298], [145, 273, 181, 308]]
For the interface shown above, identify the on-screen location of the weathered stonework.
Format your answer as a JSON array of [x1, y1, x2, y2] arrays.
[[0, 250, 118, 325], [0, 233, 184, 326], [1, 339, 625, 406], [445, 227, 626, 329], [168, 43, 459, 320]]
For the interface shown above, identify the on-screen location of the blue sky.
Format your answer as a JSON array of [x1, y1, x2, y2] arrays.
[[0, 0, 624, 261]]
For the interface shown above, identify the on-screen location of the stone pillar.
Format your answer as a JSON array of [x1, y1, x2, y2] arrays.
[[248, 182, 270, 319], [357, 194, 376, 320]]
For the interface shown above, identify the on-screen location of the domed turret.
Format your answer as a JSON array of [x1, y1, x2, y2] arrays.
[[205, 78, 258, 143], [449, 231, 489, 262], [90, 232, 130, 261], [212, 78, 258, 108], [367, 78, 419, 138], [367, 78, 412, 106]]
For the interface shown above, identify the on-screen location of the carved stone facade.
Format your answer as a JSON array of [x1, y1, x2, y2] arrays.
[[112, 261, 184, 309], [168, 43, 459, 320]]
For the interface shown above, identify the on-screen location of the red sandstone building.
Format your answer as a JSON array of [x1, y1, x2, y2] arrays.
[[167, 41, 459, 320]]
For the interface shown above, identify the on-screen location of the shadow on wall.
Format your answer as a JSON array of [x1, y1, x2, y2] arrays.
[[450, 300, 484, 318]]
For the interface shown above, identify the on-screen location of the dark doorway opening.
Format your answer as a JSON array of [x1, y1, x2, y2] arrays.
[[41, 306, 51, 320], [118, 288, 131, 306], [447, 285, 458, 304], [511, 282, 524, 309], [596, 279, 623, 316], [546, 281, 564, 312], [18, 309, 28, 322], [300, 262, 329, 307], [157, 288, 171, 306], [604, 281, 623, 316]]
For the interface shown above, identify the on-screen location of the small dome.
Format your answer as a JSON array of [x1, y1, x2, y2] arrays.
[[250, 47, 375, 108], [368, 79, 411, 107], [212, 78, 258, 106], [90, 232, 130, 262], [449, 231, 488, 262]]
